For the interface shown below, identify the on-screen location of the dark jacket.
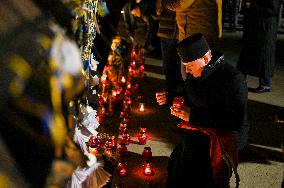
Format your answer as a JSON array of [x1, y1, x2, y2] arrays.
[[237, 0, 281, 78], [184, 53, 248, 131]]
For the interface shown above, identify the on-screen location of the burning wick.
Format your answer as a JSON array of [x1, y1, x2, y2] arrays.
[[121, 76, 126, 83], [139, 103, 145, 112]]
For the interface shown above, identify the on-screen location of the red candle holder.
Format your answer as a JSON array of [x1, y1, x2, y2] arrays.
[[143, 162, 153, 176], [172, 97, 185, 109], [138, 132, 147, 145], [140, 126, 147, 134], [120, 110, 129, 119], [104, 148, 112, 157], [117, 142, 128, 157], [120, 76, 126, 84], [142, 147, 152, 162], [117, 161, 128, 176], [126, 82, 132, 89], [131, 49, 137, 59], [89, 135, 101, 148], [121, 133, 131, 145], [119, 122, 128, 134], [105, 136, 117, 150]]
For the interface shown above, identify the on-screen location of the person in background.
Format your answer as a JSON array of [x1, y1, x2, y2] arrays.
[[161, 0, 222, 80], [237, 0, 282, 93], [155, 0, 183, 104], [156, 33, 248, 187], [131, 0, 161, 58]]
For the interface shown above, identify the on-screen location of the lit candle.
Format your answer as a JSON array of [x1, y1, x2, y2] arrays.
[[126, 82, 131, 89], [139, 102, 145, 112], [138, 132, 147, 145], [104, 148, 112, 157], [117, 142, 127, 157], [131, 49, 137, 59], [90, 135, 101, 148], [140, 126, 147, 134], [172, 97, 185, 109], [119, 122, 128, 134], [121, 133, 131, 145], [105, 136, 117, 150], [121, 76, 126, 83], [143, 162, 152, 176]]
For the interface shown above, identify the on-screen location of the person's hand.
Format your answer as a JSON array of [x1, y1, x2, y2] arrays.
[[155, 90, 168, 105], [170, 106, 190, 122]]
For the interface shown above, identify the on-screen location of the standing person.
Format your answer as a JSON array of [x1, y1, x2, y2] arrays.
[[155, 0, 183, 104], [131, 0, 161, 58], [156, 33, 248, 187], [237, 0, 282, 93], [161, 0, 222, 80]]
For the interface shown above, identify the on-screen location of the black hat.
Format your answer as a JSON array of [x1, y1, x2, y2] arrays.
[[176, 33, 210, 63]]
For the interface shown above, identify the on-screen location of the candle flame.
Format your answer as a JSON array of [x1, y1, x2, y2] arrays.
[[139, 103, 145, 112]]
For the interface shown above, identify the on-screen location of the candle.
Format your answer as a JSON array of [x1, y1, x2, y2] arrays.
[[121, 76, 126, 84], [117, 142, 127, 157], [126, 82, 132, 89], [143, 162, 152, 176], [105, 136, 117, 150], [172, 97, 185, 109], [138, 132, 147, 145], [140, 126, 147, 134], [131, 49, 137, 59], [117, 160, 128, 176], [121, 133, 131, 145], [119, 122, 128, 134], [104, 148, 112, 157], [142, 147, 152, 162], [139, 102, 145, 112], [90, 135, 101, 148]]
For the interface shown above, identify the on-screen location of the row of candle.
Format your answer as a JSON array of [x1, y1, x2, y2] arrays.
[[117, 146, 152, 176]]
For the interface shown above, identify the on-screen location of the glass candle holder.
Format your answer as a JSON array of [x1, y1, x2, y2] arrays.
[[90, 135, 101, 148], [117, 142, 127, 157], [104, 148, 112, 157], [172, 97, 185, 109], [105, 136, 117, 150], [119, 122, 128, 134], [121, 133, 131, 145], [117, 161, 128, 176], [143, 162, 152, 176], [142, 147, 152, 162], [140, 126, 147, 134], [138, 132, 147, 145]]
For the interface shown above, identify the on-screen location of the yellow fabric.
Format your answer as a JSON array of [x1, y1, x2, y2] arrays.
[[50, 76, 67, 157], [216, 0, 222, 38]]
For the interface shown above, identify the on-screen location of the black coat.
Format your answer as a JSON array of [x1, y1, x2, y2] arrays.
[[237, 0, 281, 78], [167, 53, 246, 187], [184, 53, 248, 131]]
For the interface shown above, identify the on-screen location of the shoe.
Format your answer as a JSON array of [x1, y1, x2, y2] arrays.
[[248, 86, 270, 93]]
